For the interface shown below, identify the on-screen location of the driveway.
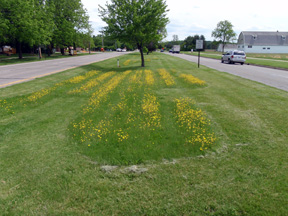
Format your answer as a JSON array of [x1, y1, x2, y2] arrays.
[[0, 52, 128, 88], [166, 53, 288, 92]]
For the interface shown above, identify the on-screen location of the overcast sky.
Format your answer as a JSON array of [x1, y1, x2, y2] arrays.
[[81, 0, 288, 41]]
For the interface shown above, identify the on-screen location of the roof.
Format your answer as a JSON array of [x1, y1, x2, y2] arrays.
[[238, 31, 288, 46]]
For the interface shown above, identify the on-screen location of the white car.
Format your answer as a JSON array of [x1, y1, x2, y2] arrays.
[[221, 50, 246, 65], [116, 48, 122, 52]]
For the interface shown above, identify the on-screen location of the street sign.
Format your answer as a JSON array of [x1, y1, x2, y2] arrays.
[[196, 40, 203, 50], [196, 40, 203, 68]]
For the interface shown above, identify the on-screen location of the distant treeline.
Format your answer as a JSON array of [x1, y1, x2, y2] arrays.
[[163, 35, 219, 51]]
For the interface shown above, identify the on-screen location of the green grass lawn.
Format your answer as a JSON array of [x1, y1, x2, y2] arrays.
[[0, 52, 97, 66], [0, 52, 287, 215]]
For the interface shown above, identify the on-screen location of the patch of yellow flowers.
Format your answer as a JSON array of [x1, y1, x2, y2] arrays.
[[69, 72, 115, 94], [26, 70, 100, 102], [144, 70, 155, 86], [175, 98, 216, 151], [123, 59, 131, 66], [129, 70, 143, 85], [179, 74, 206, 86], [0, 99, 14, 114], [84, 70, 132, 113], [69, 68, 215, 153], [158, 68, 175, 86], [141, 93, 161, 128]]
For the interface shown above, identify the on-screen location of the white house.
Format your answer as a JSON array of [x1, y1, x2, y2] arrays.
[[237, 31, 288, 53]]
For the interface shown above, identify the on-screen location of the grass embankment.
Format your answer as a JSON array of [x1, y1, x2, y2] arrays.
[[0, 52, 96, 66], [0, 53, 287, 215], [183, 51, 288, 70]]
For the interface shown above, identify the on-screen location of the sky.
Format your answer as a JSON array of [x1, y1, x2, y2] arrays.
[[81, 0, 288, 41]]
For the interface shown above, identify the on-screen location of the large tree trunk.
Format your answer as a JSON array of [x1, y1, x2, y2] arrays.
[[16, 40, 23, 59], [38, 45, 42, 59], [47, 44, 51, 57], [138, 43, 145, 67], [73, 42, 76, 54], [61, 48, 65, 55]]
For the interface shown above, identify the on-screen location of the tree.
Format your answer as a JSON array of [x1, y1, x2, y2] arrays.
[[0, 0, 10, 43], [182, 34, 206, 51], [0, 0, 49, 59], [0, 0, 91, 58], [34, 0, 55, 58], [49, 0, 91, 55], [172, 35, 179, 42], [211, 20, 236, 53], [99, 0, 169, 67]]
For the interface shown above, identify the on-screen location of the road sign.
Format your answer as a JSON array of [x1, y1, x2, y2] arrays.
[[196, 40, 203, 68], [196, 40, 203, 50]]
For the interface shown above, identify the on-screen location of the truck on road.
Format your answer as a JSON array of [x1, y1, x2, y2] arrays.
[[172, 45, 180, 54]]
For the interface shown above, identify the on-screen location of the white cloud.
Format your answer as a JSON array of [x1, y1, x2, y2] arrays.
[[81, 0, 288, 41]]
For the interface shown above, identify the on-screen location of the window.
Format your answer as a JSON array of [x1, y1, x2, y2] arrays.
[[248, 45, 252, 48], [267, 47, 270, 50], [234, 51, 245, 56], [263, 47, 266, 49]]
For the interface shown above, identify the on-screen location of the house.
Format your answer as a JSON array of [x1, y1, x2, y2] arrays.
[[217, 44, 238, 53], [237, 31, 288, 53]]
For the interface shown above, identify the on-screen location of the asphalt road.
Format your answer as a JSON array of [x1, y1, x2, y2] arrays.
[[0, 52, 128, 88], [166, 52, 288, 92]]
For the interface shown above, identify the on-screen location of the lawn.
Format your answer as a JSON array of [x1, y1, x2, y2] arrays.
[[0, 52, 287, 215], [182, 51, 288, 70]]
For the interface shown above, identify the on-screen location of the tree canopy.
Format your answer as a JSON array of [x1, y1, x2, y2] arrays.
[[0, 0, 91, 58], [99, 0, 169, 67], [183, 34, 206, 51], [211, 20, 236, 53]]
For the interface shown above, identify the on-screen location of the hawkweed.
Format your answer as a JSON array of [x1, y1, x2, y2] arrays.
[[158, 68, 175, 86], [175, 98, 216, 151], [179, 74, 206, 86]]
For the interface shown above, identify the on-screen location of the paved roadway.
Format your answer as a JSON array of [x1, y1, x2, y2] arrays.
[[166, 53, 288, 92], [0, 52, 128, 88]]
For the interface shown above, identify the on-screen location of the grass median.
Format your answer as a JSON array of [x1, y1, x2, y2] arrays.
[[0, 52, 97, 66], [0, 52, 287, 215], [183, 51, 288, 70]]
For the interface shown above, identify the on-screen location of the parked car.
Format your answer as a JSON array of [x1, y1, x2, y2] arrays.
[[116, 48, 122, 52], [221, 50, 246, 65]]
